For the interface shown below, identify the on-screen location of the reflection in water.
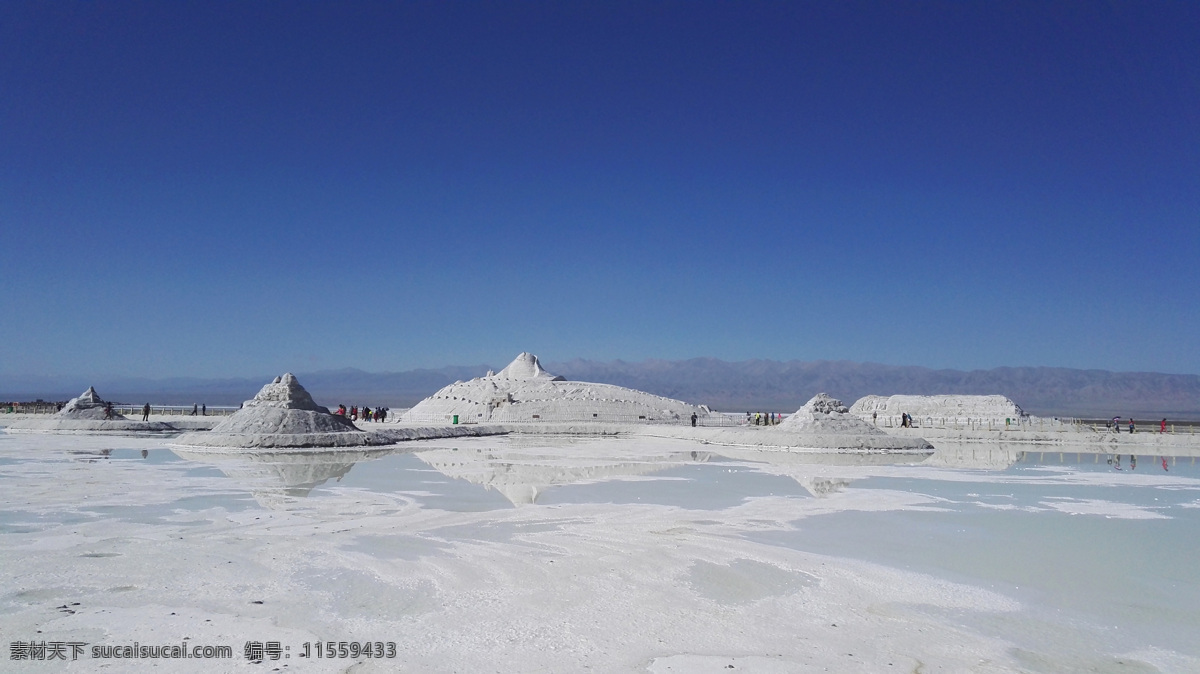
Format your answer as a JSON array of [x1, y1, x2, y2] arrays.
[[1106, 454, 1175, 472], [170, 447, 399, 508], [925, 441, 1200, 472], [413, 445, 713, 506], [710, 447, 929, 497], [69, 448, 113, 462], [921, 446, 1025, 470]]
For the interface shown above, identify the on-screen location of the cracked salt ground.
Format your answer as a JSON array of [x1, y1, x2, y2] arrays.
[[2, 434, 1200, 672]]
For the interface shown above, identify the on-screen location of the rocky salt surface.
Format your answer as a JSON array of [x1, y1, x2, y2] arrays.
[[173, 374, 398, 448], [4, 387, 177, 435]]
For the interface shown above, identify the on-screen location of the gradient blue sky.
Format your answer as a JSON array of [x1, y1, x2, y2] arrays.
[[2, 1, 1198, 380]]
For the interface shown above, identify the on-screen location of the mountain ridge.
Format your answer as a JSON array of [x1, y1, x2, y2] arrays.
[[3, 359, 1198, 418]]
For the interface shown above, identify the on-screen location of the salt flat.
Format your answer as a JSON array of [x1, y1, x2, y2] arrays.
[[2, 431, 1198, 672]]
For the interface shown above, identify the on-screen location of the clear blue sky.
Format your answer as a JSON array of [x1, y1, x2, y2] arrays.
[[2, 1, 1197, 379]]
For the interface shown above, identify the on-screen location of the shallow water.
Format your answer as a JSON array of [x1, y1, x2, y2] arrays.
[[2, 432, 1199, 672]]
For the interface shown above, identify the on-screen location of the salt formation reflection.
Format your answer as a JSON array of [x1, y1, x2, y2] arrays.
[[412, 442, 713, 506], [170, 447, 400, 508], [710, 446, 931, 497]]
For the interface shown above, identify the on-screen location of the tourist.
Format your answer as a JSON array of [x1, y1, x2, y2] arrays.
[[872, 411, 877, 425], [1129, 418, 1135, 434], [104, 402, 114, 420], [1161, 418, 1167, 433], [1112, 416, 1120, 433], [691, 412, 697, 427], [191, 403, 198, 416], [351, 406, 358, 421], [141, 403, 150, 421], [201, 404, 206, 416]]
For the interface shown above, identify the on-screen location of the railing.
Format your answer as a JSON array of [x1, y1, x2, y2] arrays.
[[1, 403, 240, 417], [113, 405, 240, 417]]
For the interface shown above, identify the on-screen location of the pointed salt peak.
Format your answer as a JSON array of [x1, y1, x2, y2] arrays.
[[798, 393, 849, 416], [79, 386, 103, 403], [244, 373, 320, 410], [496, 352, 564, 381]]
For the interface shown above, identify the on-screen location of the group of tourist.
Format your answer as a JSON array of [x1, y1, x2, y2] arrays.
[[334, 405, 389, 423], [1107, 417, 1170, 433], [747, 412, 781, 426]]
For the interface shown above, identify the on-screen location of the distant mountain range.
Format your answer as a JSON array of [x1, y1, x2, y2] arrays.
[[4, 359, 1199, 419]]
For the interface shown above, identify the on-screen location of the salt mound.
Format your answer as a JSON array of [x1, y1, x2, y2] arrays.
[[402, 352, 709, 424], [172, 374, 394, 448], [59, 386, 127, 420], [850, 395, 1027, 426], [779, 393, 880, 434], [4, 387, 176, 435]]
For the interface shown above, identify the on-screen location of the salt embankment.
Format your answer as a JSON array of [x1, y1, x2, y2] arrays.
[[4, 387, 177, 435], [401, 352, 712, 425], [172, 374, 402, 448]]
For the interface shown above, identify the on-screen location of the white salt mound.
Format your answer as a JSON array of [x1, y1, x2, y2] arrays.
[[59, 386, 127, 420], [850, 395, 1026, 425], [172, 374, 394, 448], [402, 352, 710, 424]]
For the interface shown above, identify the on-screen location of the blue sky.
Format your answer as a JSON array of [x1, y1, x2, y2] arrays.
[[2, 1, 1197, 379]]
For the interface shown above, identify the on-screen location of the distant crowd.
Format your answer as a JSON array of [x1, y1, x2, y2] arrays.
[[333, 405, 390, 423]]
